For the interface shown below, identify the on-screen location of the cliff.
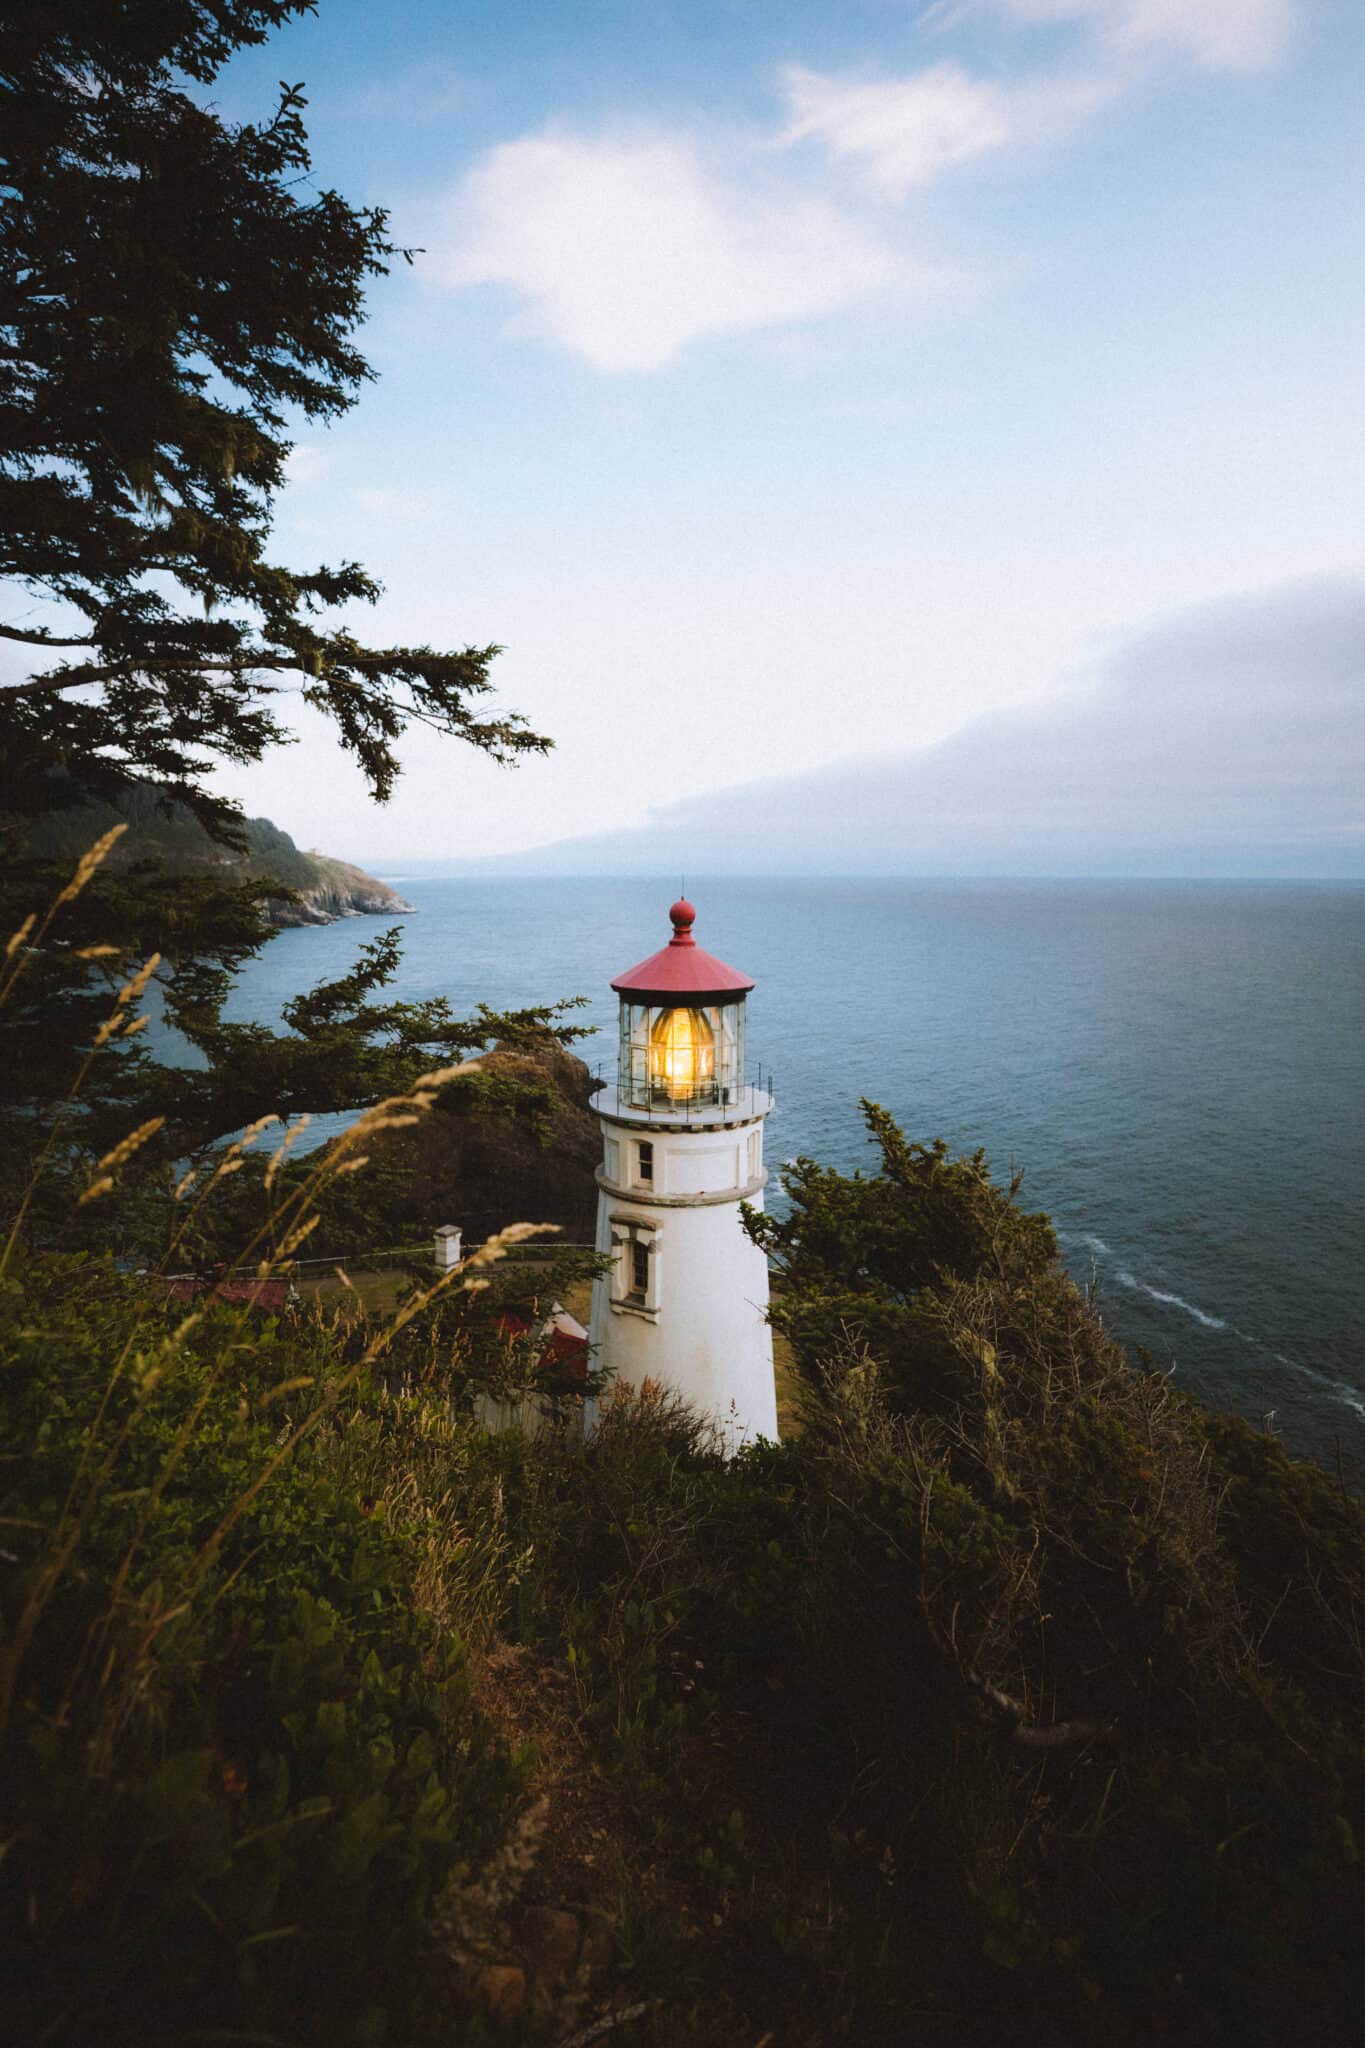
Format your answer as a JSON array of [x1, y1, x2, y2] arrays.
[[275, 851, 412, 927], [12, 782, 412, 926], [417, 1035, 603, 1242]]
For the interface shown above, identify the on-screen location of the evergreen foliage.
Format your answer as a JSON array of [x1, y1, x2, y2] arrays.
[[4, 1096, 1363, 2044], [0, 1, 547, 839], [464, 1110, 1365, 2044], [0, 843, 586, 1255], [0, 3, 567, 1240]]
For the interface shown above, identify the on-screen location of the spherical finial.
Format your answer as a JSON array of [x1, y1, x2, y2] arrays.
[[668, 897, 696, 945]]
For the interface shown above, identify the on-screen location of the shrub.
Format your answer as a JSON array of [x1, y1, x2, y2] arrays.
[[0, 1253, 524, 2046]]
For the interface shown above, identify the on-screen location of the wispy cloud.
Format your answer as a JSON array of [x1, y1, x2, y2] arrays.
[[435, 131, 895, 373], [508, 575, 1365, 876], [430, 0, 1305, 369], [283, 444, 333, 487], [778, 59, 1114, 198], [352, 485, 444, 522], [335, 59, 469, 124], [963, 2, 1300, 74]]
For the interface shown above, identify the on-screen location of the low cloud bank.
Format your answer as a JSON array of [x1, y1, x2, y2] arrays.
[[489, 575, 1365, 877]]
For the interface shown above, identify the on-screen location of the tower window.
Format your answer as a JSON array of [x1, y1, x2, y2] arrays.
[[609, 1219, 659, 1315], [637, 1140, 654, 1184]]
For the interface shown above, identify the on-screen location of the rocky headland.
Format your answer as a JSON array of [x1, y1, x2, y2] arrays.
[[264, 847, 412, 927], [12, 781, 411, 926]]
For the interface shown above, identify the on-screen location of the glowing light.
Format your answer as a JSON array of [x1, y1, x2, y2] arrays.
[[648, 1006, 715, 1102]]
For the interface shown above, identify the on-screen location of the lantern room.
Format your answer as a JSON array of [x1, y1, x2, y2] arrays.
[[611, 899, 754, 1112]]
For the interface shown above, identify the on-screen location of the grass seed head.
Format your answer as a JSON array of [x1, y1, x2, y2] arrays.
[[96, 1116, 166, 1175], [5, 913, 37, 960], [54, 823, 127, 907]]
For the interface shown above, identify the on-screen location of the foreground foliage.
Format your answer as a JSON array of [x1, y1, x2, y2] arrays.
[[477, 1109, 1365, 2044], [3, 1101, 1362, 2045], [0, 826, 588, 1262], [0, 1253, 526, 2046]]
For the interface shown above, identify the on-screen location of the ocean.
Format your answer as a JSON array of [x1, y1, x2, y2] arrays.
[[225, 876, 1365, 1478]]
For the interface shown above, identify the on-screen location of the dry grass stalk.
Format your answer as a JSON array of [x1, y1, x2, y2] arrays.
[[0, 851, 564, 1771], [1, 824, 127, 1009], [0, 1018, 556, 1753]]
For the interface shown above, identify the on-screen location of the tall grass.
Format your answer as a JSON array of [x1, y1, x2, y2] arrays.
[[0, 842, 573, 2044]]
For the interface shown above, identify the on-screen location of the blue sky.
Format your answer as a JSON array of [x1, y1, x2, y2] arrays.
[[206, 1, 1364, 872]]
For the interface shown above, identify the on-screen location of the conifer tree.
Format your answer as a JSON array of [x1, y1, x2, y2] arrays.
[[0, 4, 567, 1238], [0, 2, 547, 836]]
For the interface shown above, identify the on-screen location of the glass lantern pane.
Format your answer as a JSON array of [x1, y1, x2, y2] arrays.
[[648, 1005, 716, 1104], [617, 994, 747, 1108]]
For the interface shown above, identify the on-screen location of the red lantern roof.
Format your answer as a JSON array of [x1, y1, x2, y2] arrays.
[[611, 900, 755, 1001]]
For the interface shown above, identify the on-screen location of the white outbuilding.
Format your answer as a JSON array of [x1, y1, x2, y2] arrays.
[[587, 899, 777, 1453]]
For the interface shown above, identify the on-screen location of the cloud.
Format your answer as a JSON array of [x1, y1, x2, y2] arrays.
[[778, 0, 1301, 200], [432, 0, 1303, 369], [778, 59, 1115, 198], [495, 576, 1365, 876], [437, 130, 895, 373], [352, 485, 443, 522], [964, 1, 1300, 74], [283, 444, 332, 487]]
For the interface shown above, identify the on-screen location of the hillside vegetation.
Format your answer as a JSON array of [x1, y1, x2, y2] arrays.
[[3, 1086, 1362, 2047], [11, 781, 411, 925]]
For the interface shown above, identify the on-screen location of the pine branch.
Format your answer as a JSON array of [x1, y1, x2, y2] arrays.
[[0, 627, 98, 649]]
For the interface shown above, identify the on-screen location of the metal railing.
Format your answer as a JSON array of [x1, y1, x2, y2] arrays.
[[598, 1074, 776, 1123]]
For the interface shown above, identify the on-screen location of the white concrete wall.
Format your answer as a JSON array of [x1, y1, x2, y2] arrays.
[[588, 1110, 777, 1453], [472, 1391, 581, 1441]]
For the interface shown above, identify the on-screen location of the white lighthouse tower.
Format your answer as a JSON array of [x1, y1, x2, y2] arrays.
[[587, 899, 777, 1452]]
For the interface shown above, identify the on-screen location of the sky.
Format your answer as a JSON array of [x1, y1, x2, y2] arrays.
[[200, 1, 1365, 874]]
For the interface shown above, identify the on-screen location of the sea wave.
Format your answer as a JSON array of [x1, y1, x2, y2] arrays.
[[1113, 1269, 1228, 1331]]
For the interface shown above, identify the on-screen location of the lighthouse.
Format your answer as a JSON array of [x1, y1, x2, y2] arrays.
[[587, 899, 778, 1451]]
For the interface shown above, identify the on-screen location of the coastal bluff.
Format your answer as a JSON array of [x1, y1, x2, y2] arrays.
[[10, 782, 411, 927]]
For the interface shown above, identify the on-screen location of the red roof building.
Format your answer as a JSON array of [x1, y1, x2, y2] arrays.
[[154, 1275, 293, 1311], [494, 1306, 590, 1382]]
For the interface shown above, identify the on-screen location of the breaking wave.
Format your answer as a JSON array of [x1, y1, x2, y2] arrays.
[[1113, 1268, 1229, 1331]]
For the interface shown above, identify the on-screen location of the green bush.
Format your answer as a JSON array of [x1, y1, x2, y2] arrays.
[[7, 1103, 1365, 2048], [0, 1253, 524, 2046]]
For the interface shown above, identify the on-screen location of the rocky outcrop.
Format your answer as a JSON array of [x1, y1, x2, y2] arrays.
[[344, 1031, 602, 1244], [269, 853, 412, 926]]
